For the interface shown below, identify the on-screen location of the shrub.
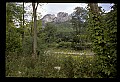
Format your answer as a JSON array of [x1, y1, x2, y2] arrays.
[[62, 55, 97, 78], [57, 41, 72, 48], [63, 56, 74, 78], [23, 36, 33, 55], [71, 42, 85, 50]]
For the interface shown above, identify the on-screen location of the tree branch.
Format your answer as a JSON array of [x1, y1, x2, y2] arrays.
[[35, 3, 39, 11]]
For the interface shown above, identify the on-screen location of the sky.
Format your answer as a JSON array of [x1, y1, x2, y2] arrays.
[[36, 3, 114, 18], [14, 3, 114, 27], [19, 3, 114, 22]]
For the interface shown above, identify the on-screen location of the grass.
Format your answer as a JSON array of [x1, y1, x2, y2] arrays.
[[45, 47, 95, 56], [6, 47, 96, 78], [48, 47, 81, 53]]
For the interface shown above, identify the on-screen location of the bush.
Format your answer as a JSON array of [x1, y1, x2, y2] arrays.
[[71, 42, 85, 50], [62, 55, 100, 78], [62, 56, 74, 78], [57, 41, 72, 48], [6, 28, 22, 53], [23, 36, 33, 55]]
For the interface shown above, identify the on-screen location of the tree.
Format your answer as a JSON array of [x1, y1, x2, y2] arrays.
[[71, 7, 88, 35], [6, 3, 23, 54], [22, 2, 25, 55], [71, 7, 88, 50], [32, 3, 39, 58], [87, 3, 117, 77], [87, 3, 103, 54], [44, 23, 57, 44]]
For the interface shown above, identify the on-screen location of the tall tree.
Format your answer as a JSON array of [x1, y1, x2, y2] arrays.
[[32, 3, 39, 58], [87, 3, 103, 52], [6, 3, 23, 54], [71, 7, 88, 34], [22, 2, 25, 55], [71, 7, 88, 50], [88, 3, 102, 15], [87, 3, 117, 77]]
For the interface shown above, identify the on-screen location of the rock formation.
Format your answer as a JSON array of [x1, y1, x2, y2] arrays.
[[41, 12, 72, 24]]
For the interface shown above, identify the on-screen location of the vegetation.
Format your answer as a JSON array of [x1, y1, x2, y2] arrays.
[[6, 3, 117, 78], [87, 3, 117, 77]]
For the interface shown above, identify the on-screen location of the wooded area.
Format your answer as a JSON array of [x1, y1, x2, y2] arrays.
[[6, 3, 117, 78]]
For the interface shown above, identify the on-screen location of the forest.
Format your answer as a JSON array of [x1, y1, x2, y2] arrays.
[[6, 3, 117, 78]]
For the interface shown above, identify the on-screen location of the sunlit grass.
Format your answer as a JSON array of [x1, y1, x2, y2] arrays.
[[46, 47, 95, 56], [6, 48, 96, 78]]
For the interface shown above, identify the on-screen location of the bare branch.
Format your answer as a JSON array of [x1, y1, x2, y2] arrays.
[[35, 3, 39, 11], [32, 3, 34, 8]]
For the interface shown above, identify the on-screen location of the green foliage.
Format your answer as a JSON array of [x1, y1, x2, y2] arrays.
[[6, 3, 24, 25], [6, 2, 25, 55], [6, 2, 117, 78], [56, 32, 74, 42], [71, 34, 89, 50], [49, 22, 74, 43], [55, 22, 73, 33], [23, 36, 33, 55], [57, 41, 72, 48], [70, 7, 90, 50], [71, 7, 88, 34], [44, 23, 57, 43], [87, 4, 117, 77], [6, 45, 113, 78], [63, 56, 74, 78], [6, 24, 22, 53], [6, 51, 97, 78], [37, 36, 47, 55]]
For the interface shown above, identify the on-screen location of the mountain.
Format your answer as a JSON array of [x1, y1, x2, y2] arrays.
[[56, 12, 72, 22], [42, 14, 56, 23], [41, 12, 72, 27]]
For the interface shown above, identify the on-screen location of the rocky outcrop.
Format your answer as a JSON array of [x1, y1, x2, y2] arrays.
[[42, 14, 56, 23], [56, 12, 69, 22], [41, 12, 72, 24]]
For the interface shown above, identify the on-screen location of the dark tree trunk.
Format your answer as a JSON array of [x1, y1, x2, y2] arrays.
[[88, 3, 100, 15], [22, 2, 25, 55], [32, 3, 38, 58]]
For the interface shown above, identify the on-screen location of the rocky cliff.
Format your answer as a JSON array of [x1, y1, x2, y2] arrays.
[[41, 12, 72, 24], [42, 14, 56, 23]]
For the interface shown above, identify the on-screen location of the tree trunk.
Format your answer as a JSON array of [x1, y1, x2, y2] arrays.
[[22, 2, 25, 55], [32, 3, 38, 58], [88, 3, 100, 15]]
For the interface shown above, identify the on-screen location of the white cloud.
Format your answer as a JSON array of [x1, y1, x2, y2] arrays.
[[24, 3, 113, 20], [37, 3, 87, 17]]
